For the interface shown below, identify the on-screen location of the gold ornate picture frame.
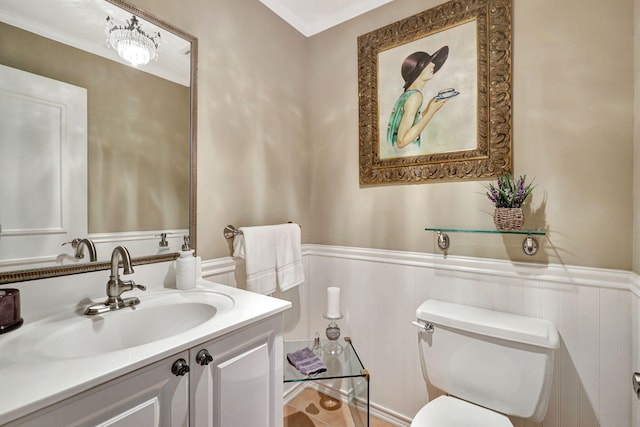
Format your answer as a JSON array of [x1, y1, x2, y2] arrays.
[[358, 0, 512, 184]]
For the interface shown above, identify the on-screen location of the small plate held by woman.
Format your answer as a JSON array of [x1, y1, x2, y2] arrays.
[[434, 88, 460, 100]]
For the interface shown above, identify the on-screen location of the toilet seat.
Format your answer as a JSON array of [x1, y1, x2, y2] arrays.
[[411, 396, 513, 427]]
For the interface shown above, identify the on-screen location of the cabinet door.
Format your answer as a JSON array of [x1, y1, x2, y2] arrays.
[[9, 351, 189, 427], [190, 316, 284, 427]]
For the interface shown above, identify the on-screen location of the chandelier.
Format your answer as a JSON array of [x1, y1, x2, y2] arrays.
[[105, 15, 160, 67]]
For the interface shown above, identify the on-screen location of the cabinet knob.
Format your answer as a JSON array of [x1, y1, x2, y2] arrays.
[[196, 349, 213, 366], [171, 358, 190, 376]]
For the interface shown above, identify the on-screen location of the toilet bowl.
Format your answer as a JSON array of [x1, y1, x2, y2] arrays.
[[411, 300, 559, 426], [412, 396, 512, 427]]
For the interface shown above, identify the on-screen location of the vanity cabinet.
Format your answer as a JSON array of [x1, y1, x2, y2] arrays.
[[6, 315, 284, 427], [7, 351, 190, 427], [190, 315, 284, 427]]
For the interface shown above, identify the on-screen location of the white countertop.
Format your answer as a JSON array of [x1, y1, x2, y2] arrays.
[[0, 279, 291, 424]]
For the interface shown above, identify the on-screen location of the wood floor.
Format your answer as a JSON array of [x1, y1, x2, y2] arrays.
[[284, 388, 396, 427]]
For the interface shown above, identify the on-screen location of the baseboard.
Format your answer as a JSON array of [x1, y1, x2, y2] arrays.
[[283, 382, 305, 405]]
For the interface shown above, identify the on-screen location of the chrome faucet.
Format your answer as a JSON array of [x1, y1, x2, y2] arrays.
[[63, 238, 98, 262], [84, 246, 146, 315]]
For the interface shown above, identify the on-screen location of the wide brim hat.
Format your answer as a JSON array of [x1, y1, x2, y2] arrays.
[[401, 46, 449, 90]]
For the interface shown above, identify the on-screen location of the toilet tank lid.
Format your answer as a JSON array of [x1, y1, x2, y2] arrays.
[[416, 300, 560, 349]]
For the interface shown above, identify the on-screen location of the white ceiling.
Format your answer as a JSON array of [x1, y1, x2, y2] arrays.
[[0, 0, 392, 82], [0, 0, 191, 86], [259, 0, 394, 37]]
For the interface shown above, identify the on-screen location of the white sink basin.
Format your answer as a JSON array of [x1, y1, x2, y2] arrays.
[[44, 302, 216, 358], [6, 289, 234, 359]]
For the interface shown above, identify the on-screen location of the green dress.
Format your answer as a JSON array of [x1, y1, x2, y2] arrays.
[[387, 89, 421, 147]]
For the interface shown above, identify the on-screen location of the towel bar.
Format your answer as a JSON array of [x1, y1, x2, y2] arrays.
[[223, 223, 301, 240], [223, 225, 242, 240]]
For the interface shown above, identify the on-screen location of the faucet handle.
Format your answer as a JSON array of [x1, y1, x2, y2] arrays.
[[133, 283, 147, 291], [61, 238, 81, 248], [120, 280, 146, 292]]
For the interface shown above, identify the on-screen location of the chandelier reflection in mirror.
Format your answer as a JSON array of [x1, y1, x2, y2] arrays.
[[105, 15, 160, 67]]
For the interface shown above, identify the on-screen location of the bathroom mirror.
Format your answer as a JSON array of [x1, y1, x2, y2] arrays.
[[0, 0, 197, 284]]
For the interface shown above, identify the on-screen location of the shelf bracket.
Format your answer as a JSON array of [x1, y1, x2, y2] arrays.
[[436, 232, 450, 251], [522, 235, 539, 256]]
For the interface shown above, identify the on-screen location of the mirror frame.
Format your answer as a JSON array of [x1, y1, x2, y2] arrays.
[[0, 0, 198, 285]]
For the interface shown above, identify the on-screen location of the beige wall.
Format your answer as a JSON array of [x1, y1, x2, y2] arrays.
[[635, 0, 640, 273], [308, 0, 634, 269], [131, 0, 634, 270], [633, 0, 640, 420], [129, 0, 310, 258]]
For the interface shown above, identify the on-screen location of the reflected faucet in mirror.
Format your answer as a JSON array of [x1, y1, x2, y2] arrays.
[[63, 238, 98, 262], [84, 246, 146, 315]]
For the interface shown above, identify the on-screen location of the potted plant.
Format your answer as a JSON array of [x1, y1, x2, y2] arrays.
[[484, 173, 535, 231]]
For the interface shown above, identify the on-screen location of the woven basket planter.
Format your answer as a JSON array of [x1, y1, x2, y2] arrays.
[[493, 208, 524, 231]]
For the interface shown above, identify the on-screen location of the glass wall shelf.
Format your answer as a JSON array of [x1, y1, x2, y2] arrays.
[[425, 227, 546, 256]]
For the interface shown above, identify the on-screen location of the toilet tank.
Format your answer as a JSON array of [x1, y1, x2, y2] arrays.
[[416, 300, 559, 422]]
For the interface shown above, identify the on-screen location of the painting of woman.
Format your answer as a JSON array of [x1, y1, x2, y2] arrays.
[[386, 46, 457, 150]]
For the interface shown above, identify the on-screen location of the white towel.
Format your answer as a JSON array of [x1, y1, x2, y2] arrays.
[[233, 226, 278, 295], [275, 223, 304, 291]]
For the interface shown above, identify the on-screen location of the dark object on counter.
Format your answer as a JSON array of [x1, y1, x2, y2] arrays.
[[0, 288, 23, 334]]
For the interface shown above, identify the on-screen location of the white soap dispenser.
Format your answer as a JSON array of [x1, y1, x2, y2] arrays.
[[176, 236, 196, 290]]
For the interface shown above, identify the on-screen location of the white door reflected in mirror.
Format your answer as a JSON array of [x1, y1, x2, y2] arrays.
[[0, 64, 87, 271]]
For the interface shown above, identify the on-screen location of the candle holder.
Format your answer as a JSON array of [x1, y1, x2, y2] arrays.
[[323, 313, 343, 355]]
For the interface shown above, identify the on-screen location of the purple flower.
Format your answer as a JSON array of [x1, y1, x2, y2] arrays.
[[484, 173, 535, 208]]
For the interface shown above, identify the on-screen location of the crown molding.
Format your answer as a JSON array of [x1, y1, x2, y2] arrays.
[[258, 0, 393, 37]]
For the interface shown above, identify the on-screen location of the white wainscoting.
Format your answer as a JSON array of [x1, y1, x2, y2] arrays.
[[202, 245, 638, 427]]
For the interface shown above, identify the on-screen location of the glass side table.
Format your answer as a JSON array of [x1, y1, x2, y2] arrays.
[[284, 336, 370, 427]]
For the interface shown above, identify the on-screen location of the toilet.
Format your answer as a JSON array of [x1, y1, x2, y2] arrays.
[[412, 299, 559, 426]]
